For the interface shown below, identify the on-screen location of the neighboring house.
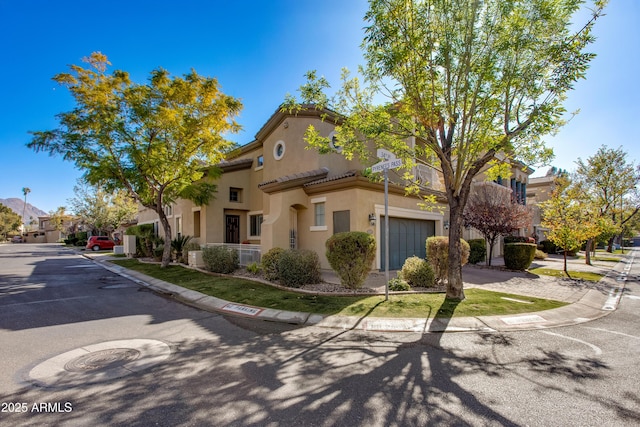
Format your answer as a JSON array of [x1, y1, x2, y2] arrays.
[[137, 105, 533, 270], [526, 174, 558, 243], [462, 159, 534, 258], [23, 215, 78, 243]]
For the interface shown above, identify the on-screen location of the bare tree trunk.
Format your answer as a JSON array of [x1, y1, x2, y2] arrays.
[[487, 235, 496, 266], [585, 238, 593, 265], [153, 200, 172, 268], [562, 248, 572, 279], [159, 214, 172, 268], [606, 236, 614, 253], [446, 209, 465, 301]]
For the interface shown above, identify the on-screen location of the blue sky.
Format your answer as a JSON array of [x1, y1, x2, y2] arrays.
[[1, 0, 638, 213]]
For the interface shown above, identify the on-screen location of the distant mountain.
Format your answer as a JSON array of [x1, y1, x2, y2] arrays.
[[0, 198, 48, 224]]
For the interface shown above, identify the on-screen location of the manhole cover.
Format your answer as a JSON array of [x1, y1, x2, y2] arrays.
[[64, 348, 141, 372], [28, 339, 171, 388]]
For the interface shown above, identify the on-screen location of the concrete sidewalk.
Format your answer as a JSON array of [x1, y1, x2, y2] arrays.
[[85, 250, 635, 333]]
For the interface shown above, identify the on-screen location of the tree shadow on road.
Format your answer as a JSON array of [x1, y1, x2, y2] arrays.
[[1, 302, 629, 426]]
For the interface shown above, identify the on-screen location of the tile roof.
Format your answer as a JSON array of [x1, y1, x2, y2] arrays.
[[218, 158, 254, 172], [304, 170, 358, 187], [258, 168, 330, 193]]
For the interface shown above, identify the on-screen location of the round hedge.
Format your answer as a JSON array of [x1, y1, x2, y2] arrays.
[[504, 243, 536, 271], [326, 231, 376, 289], [400, 256, 435, 288], [468, 239, 487, 265]]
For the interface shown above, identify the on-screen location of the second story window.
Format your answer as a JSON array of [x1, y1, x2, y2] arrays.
[[257, 155, 264, 167], [328, 130, 343, 153], [273, 141, 286, 160], [230, 187, 242, 202]]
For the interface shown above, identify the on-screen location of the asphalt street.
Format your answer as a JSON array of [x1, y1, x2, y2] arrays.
[[1, 243, 639, 426]]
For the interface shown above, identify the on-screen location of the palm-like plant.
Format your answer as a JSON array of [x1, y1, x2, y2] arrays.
[[21, 187, 31, 231], [171, 235, 193, 263]]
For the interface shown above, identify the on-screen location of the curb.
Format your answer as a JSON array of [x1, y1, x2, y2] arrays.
[[84, 252, 632, 333]]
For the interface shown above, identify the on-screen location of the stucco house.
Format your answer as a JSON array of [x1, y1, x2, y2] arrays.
[[526, 173, 559, 243], [137, 105, 532, 270], [23, 215, 78, 243]]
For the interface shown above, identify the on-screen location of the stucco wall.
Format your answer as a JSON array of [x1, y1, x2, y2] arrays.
[[261, 116, 362, 183], [259, 183, 447, 270]]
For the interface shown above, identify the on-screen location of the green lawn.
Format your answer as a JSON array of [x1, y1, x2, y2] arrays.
[[576, 251, 622, 263], [112, 259, 567, 319], [528, 267, 604, 282]]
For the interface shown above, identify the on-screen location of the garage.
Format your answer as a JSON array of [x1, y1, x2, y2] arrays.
[[380, 217, 436, 270]]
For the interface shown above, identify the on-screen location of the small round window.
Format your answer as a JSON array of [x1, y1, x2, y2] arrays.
[[273, 140, 286, 160], [329, 131, 342, 153]]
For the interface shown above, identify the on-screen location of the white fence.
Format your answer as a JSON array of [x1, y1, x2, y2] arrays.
[[203, 243, 262, 266]]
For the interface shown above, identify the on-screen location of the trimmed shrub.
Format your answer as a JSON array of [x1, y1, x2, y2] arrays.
[[504, 243, 537, 270], [66, 231, 89, 246], [389, 277, 411, 291], [426, 236, 470, 284], [202, 246, 239, 274], [534, 249, 547, 260], [468, 239, 487, 265], [504, 235, 535, 244], [539, 239, 557, 254], [261, 247, 285, 281], [277, 249, 321, 288], [399, 256, 435, 288], [325, 231, 376, 289]]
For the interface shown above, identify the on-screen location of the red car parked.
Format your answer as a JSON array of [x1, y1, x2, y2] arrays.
[[86, 236, 116, 251]]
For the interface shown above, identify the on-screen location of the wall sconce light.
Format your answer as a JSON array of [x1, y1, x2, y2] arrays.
[[283, 121, 289, 129], [444, 220, 450, 230], [368, 213, 376, 226]]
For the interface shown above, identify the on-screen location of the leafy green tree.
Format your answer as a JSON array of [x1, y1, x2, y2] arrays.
[[48, 206, 70, 233], [285, 0, 606, 300], [621, 203, 640, 249], [68, 180, 138, 236], [28, 52, 242, 267], [573, 145, 640, 257], [540, 182, 612, 275], [0, 204, 22, 240]]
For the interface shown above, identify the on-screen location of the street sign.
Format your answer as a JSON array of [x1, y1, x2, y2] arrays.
[[371, 158, 403, 173], [376, 148, 396, 161]]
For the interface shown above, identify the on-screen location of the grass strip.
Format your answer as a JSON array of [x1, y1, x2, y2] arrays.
[[576, 253, 621, 263], [528, 267, 604, 282], [112, 259, 567, 318]]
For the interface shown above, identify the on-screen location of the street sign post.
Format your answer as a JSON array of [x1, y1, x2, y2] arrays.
[[376, 148, 396, 161], [371, 155, 402, 301], [371, 158, 403, 173]]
